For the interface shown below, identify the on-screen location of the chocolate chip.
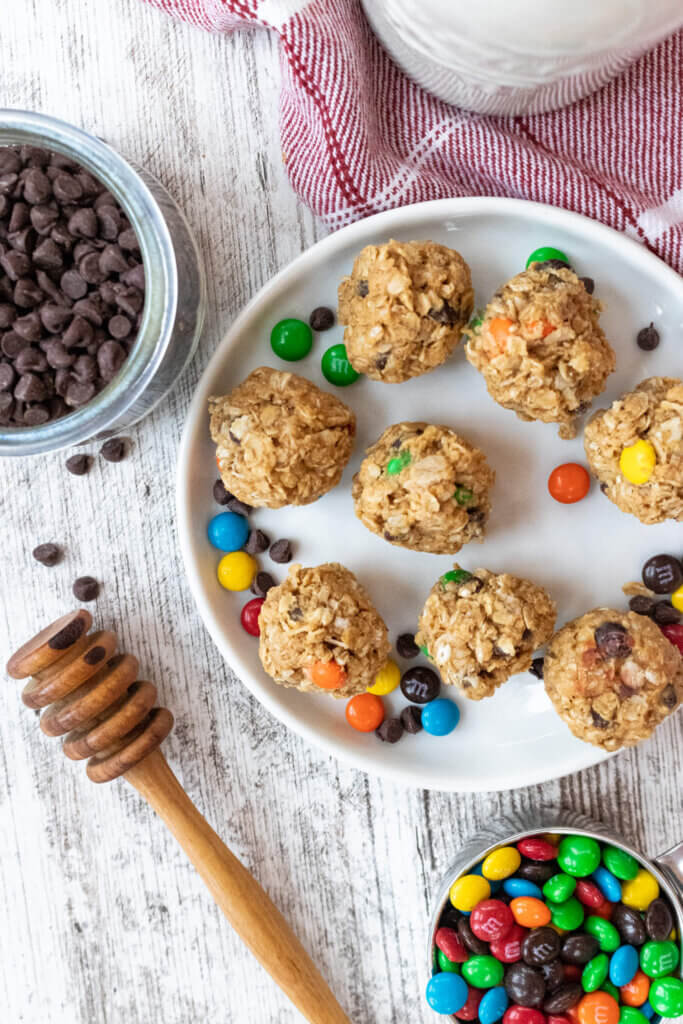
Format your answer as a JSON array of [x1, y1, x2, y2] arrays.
[[30, 205, 60, 236], [97, 340, 126, 380], [213, 479, 232, 505], [40, 303, 72, 333], [529, 657, 544, 679], [23, 169, 52, 204], [48, 616, 86, 649], [400, 666, 440, 704], [32, 542, 61, 566], [660, 685, 678, 709], [642, 553, 682, 593], [63, 316, 94, 348], [14, 372, 47, 402], [288, 606, 303, 621], [13, 311, 43, 340], [72, 354, 97, 382], [579, 276, 595, 294], [60, 269, 87, 299], [636, 322, 660, 351], [428, 301, 458, 325], [65, 453, 91, 476], [3, 331, 30, 358], [250, 572, 275, 598], [396, 632, 419, 659], [244, 528, 270, 554], [99, 243, 129, 275], [0, 362, 15, 390], [100, 437, 126, 462], [83, 645, 105, 665], [8, 202, 29, 232], [375, 353, 388, 371], [376, 717, 404, 743], [309, 306, 335, 331], [108, 314, 131, 339], [590, 708, 611, 730], [118, 227, 140, 252], [15, 347, 47, 373], [270, 539, 292, 563], [72, 576, 99, 601], [68, 208, 98, 239], [652, 602, 680, 624], [356, 279, 368, 297], [79, 251, 106, 285], [594, 622, 632, 658], [45, 341, 75, 369], [0, 249, 31, 280], [400, 705, 423, 733], [629, 594, 656, 616], [65, 378, 95, 407], [226, 497, 252, 517]]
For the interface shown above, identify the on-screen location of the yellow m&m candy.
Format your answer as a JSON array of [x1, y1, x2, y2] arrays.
[[619, 440, 656, 485], [671, 584, 683, 613], [217, 551, 257, 591], [367, 660, 401, 696], [482, 846, 522, 880], [449, 873, 491, 911], [621, 868, 659, 911]]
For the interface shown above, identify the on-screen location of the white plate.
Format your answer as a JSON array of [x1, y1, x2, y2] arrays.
[[176, 197, 682, 792]]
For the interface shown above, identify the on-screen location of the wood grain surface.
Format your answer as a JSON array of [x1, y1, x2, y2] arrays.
[[0, 3, 681, 1023]]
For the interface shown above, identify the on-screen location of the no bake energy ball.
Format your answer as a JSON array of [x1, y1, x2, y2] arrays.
[[465, 263, 615, 438], [209, 367, 355, 509], [584, 376, 683, 524], [352, 422, 495, 554], [416, 567, 556, 700], [258, 563, 390, 698], [338, 239, 474, 382], [544, 608, 683, 750]]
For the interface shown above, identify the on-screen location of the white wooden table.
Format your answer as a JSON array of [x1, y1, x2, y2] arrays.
[[1, 3, 681, 1023]]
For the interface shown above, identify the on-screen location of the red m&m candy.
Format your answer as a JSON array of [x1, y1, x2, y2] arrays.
[[240, 598, 264, 636], [455, 986, 483, 1020], [518, 837, 559, 861], [660, 623, 683, 654], [470, 899, 515, 942], [503, 1006, 546, 1024], [490, 923, 527, 963], [435, 926, 469, 963], [576, 880, 605, 909]]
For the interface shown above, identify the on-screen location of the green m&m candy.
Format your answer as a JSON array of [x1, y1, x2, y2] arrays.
[[639, 939, 680, 978], [602, 845, 639, 881], [619, 1008, 649, 1024], [558, 835, 601, 877], [543, 873, 577, 904], [441, 569, 472, 588], [582, 953, 609, 993], [526, 246, 570, 269], [438, 949, 461, 974], [270, 318, 313, 361], [584, 916, 621, 952], [649, 976, 683, 1017], [386, 449, 411, 475], [461, 955, 504, 989], [321, 343, 360, 386], [454, 485, 474, 505], [549, 896, 584, 931], [601, 980, 619, 1002]]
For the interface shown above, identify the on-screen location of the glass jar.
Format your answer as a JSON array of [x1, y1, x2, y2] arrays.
[[0, 109, 206, 456]]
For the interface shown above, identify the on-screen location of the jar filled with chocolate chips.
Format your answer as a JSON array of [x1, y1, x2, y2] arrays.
[[0, 111, 205, 456]]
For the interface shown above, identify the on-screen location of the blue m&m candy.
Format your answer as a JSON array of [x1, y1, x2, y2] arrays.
[[425, 972, 468, 1015], [503, 878, 543, 899], [479, 986, 508, 1024], [609, 944, 639, 987], [422, 698, 460, 736], [207, 511, 250, 552], [592, 865, 622, 903]]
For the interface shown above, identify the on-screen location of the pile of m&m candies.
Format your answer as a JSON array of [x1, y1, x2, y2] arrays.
[[426, 833, 682, 1022]]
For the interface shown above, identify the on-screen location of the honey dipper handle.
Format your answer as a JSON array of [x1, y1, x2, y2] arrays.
[[124, 749, 351, 1024]]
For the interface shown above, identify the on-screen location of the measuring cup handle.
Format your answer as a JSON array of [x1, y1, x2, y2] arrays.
[[654, 840, 683, 900]]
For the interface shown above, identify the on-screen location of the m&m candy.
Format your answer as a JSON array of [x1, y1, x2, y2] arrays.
[[321, 343, 360, 386], [217, 551, 257, 591], [270, 317, 313, 361], [240, 598, 264, 636], [548, 463, 590, 504], [207, 510, 250, 552]]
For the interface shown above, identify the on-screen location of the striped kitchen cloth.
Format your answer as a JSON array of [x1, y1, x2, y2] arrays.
[[143, 0, 683, 273]]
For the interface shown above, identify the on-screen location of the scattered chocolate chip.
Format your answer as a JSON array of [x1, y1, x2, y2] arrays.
[[32, 542, 61, 566], [213, 479, 232, 505], [72, 575, 99, 601], [270, 539, 292, 563], [529, 657, 544, 679], [660, 685, 678, 709], [356, 279, 368, 297], [653, 602, 680, 625], [244, 528, 270, 555], [83, 645, 106, 665], [396, 632, 419, 659], [594, 622, 632, 658], [590, 708, 611, 730], [65, 453, 91, 476], [629, 594, 656, 616], [579, 276, 595, 294], [428, 301, 458, 325], [100, 437, 126, 462], [226, 497, 252, 517], [642, 553, 682, 594], [636, 322, 660, 351], [376, 717, 404, 743], [48, 615, 86, 649], [400, 705, 423, 734], [309, 306, 335, 331], [250, 572, 275, 598]]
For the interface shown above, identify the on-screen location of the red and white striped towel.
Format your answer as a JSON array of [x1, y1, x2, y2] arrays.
[[144, 0, 683, 273]]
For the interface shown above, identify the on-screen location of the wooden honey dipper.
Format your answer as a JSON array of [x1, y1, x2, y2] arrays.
[[7, 609, 351, 1024]]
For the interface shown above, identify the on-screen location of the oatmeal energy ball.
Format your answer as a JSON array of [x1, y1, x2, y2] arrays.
[[465, 262, 615, 438], [352, 422, 494, 554], [258, 563, 390, 698], [338, 239, 474, 382], [544, 608, 682, 751], [584, 376, 682, 524], [416, 567, 556, 700], [209, 366, 355, 509]]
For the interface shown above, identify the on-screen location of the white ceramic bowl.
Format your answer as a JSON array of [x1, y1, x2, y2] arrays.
[[176, 197, 682, 792]]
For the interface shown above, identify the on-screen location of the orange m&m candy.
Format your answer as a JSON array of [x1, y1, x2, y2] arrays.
[[548, 463, 591, 504], [577, 992, 619, 1024], [345, 693, 385, 732], [487, 317, 514, 352], [620, 970, 650, 1007], [310, 660, 347, 691], [510, 897, 552, 928]]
